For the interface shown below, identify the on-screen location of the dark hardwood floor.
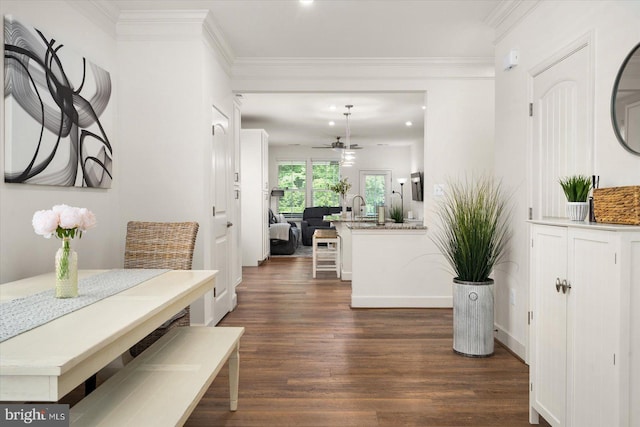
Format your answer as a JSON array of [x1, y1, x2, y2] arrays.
[[185, 257, 548, 427]]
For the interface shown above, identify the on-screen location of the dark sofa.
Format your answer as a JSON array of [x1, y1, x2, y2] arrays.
[[301, 206, 343, 246], [269, 210, 300, 255]]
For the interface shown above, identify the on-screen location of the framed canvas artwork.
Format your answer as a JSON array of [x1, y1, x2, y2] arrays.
[[4, 15, 113, 188]]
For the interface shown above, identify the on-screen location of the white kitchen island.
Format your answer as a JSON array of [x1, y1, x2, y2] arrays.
[[349, 222, 452, 308], [324, 214, 375, 280]]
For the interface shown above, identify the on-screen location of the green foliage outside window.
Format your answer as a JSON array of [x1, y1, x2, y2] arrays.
[[364, 175, 386, 215], [313, 162, 340, 206], [277, 162, 306, 214], [277, 160, 341, 214]]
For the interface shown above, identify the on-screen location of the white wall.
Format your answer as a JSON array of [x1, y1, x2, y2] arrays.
[[419, 79, 496, 314], [117, 11, 234, 325], [0, 1, 120, 283], [0, 5, 235, 305], [494, 0, 640, 360]]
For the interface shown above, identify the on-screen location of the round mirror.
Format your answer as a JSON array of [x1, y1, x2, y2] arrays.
[[612, 42, 640, 155]]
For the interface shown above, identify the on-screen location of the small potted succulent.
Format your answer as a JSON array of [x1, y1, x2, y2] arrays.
[[559, 175, 591, 221]]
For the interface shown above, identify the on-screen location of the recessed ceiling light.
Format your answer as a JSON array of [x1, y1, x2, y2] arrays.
[[329, 121, 335, 126], [300, 0, 313, 4], [422, 105, 426, 110], [329, 105, 336, 111], [405, 121, 413, 127]]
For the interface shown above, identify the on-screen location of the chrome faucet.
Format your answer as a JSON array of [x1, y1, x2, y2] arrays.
[[352, 195, 366, 216]]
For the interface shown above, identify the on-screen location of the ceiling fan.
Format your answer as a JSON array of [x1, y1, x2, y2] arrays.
[[312, 136, 363, 150]]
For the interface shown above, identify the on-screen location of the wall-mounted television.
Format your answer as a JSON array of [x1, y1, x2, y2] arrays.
[[411, 172, 423, 201]]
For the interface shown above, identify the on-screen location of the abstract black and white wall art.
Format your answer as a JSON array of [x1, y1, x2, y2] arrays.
[[4, 16, 113, 188]]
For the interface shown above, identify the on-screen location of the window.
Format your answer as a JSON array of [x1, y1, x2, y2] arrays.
[[277, 161, 306, 215], [312, 160, 340, 207], [360, 170, 391, 216]]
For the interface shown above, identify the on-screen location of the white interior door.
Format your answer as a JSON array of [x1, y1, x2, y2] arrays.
[[359, 170, 392, 216], [211, 108, 231, 325], [531, 43, 592, 219]]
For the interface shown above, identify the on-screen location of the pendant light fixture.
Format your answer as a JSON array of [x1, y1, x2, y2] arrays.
[[341, 105, 355, 167]]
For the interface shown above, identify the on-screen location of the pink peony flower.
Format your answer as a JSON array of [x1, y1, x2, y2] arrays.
[[58, 206, 84, 229], [34, 205, 97, 239], [79, 208, 97, 231], [32, 209, 59, 238]]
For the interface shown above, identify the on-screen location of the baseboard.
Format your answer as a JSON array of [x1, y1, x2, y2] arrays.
[[494, 323, 526, 362], [351, 296, 452, 308]]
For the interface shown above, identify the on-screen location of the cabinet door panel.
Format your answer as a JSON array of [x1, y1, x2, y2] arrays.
[[531, 225, 568, 426], [568, 231, 617, 427]]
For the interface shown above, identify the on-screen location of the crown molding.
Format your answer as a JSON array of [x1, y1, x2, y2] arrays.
[[231, 57, 495, 91], [202, 11, 235, 71], [484, 0, 541, 44], [233, 57, 494, 68], [116, 9, 234, 73], [66, 0, 119, 38]]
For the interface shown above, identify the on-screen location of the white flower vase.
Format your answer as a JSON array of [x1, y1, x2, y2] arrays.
[[567, 202, 589, 221], [55, 237, 78, 298]]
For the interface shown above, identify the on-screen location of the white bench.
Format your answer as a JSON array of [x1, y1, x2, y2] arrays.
[[70, 326, 244, 427]]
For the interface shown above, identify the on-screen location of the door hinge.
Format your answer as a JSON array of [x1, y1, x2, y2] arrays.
[[212, 206, 216, 217], [529, 103, 533, 117], [615, 252, 617, 264], [530, 382, 533, 392], [528, 207, 533, 220], [613, 353, 616, 365], [212, 125, 216, 135], [528, 311, 532, 325]]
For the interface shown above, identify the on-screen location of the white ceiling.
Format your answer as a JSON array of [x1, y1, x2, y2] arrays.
[[112, 0, 501, 147], [240, 92, 425, 147]]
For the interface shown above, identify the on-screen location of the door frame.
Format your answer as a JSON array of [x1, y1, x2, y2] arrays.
[[526, 31, 595, 364]]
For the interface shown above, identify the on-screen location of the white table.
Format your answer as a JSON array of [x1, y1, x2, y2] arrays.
[[0, 269, 217, 401]]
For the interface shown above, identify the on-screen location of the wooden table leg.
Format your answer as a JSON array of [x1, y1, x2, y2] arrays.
[[229, 343, 240, 411]]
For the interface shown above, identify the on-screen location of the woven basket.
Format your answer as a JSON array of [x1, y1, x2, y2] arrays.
[[593, 186, 640, 225]]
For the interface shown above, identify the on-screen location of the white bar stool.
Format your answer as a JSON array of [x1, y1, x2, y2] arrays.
[[312, 229, 340, 278]]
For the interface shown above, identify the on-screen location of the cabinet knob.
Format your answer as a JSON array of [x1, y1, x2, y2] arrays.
[[555, 278, 562, 293], [561, 279, 571, 294]]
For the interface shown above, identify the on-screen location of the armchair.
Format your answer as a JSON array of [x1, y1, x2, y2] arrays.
[[269, 210, 300, 255]]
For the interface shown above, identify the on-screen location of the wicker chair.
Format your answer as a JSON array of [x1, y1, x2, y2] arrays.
[[125, 221, 199, 357]]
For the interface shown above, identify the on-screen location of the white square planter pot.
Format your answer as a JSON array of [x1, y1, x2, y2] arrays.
[[452, 278, 494, 357]]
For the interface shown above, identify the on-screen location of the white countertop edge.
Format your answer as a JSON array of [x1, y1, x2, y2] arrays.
[[350, 227, 427, 234], [528, 218, 640, 231]]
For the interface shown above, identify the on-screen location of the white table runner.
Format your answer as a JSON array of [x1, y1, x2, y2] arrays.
[[0, 269, 169, 342]]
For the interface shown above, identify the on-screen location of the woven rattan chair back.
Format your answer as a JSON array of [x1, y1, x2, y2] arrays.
[[125, 221, 199, 356]]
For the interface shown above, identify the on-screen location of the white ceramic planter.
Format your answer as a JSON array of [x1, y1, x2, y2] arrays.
[[452, 278, 494, 357], [566, 202, 589, 221]]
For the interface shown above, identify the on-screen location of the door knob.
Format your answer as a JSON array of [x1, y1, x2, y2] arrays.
[[555, 278, 562, 293], [226, 221, 233, 228]]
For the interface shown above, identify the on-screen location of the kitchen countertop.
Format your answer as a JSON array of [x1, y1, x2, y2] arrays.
[[347, 222, 427, 230]]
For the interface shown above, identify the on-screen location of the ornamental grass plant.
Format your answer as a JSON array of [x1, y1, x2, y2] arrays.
[[432, 176, 511, 283], [389, 205, 404, 223]]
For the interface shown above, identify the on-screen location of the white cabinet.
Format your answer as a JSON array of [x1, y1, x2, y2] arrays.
[[240, 129, 269, 266], [529, 220, 640, 427]]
